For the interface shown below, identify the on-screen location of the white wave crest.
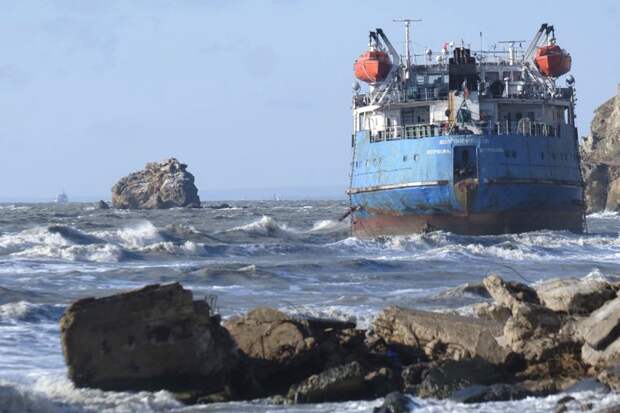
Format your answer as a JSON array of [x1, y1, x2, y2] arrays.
[[12, 243, 124, 263], [226, 216, 297, 237], [94, 221, 162, 249], [307, 219, 349, 234]]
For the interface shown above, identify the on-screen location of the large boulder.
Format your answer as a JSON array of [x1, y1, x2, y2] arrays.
[[373, 306, 512, 366], [581, 85, 620, 212], [577, 296, 620, 368], [415, 358, 503, 399], [484, 275, 563, 361], [222, 308, 366, 397], [287, 361, 367, 403], [535, 277, 616, 314], [60, 283, 235, 394], [111, 158, 201, 209]]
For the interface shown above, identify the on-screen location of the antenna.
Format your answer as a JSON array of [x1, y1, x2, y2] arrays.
[[498, 40, 526, 65], [393, 18, 422, 68]]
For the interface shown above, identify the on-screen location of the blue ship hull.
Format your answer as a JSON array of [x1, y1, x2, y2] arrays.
[[349, 131, 584, 237]]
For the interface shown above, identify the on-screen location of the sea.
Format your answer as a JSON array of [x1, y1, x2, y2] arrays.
[[1, 201, 619, 412]]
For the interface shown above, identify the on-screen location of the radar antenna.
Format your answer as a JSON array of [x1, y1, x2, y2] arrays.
[[393, 18, 422, 71]]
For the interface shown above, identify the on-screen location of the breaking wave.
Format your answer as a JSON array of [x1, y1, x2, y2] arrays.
[[225, 216, 298, 237], [0, 302, 63, 323]]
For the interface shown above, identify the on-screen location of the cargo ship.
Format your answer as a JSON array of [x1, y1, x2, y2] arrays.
[[347, 22, 585, 237]]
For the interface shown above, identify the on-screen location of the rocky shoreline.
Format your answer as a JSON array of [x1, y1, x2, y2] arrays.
[[59, 274, 620, 411]]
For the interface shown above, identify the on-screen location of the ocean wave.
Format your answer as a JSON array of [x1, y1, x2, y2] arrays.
[[93, 221, 163, 249], [0, 302, 63, 323], [224, 216, 299, 238], [12, 243, 125, 263], [307, 219, 349, 234]]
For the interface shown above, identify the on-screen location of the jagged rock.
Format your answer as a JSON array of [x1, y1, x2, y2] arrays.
[[287, 361, 366, 403], [483, 274, 540, 310], [450, 383, 533, 403], [535, 277, 616, 314], [577, 296, 620, 350], [473, 302, 512, 325], [111, 158, 201, 209], [223, 308, 363, 398], [373, 392, 417, 413], [598, 365, 620, 392], [373, 306, 512, 366], [582, 340, 620, 368], [416, 358, 502, 399], [60, 283, 235, 394], [484, 274, 564, 361], [581, 85, 620, 212], [96, 200, 110, 209], [582, 162, 610, 213]]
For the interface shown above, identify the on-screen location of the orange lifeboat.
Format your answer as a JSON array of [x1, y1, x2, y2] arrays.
[[354, 50, 392, 83], [535, 44, 571, 77]]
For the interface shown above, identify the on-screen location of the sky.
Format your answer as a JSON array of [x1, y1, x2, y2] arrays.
[[0, 0, 618, 201]]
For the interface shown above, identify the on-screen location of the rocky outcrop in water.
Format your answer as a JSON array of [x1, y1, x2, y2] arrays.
[[111, 158, 201, 209], [60, 274, 620, 406], [582, 85, 620, 212], [60, 283, 235, 395]]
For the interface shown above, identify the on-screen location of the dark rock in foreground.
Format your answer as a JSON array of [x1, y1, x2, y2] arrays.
[[60, 283, 235, 393], [111, 158, 201, 209], [58, 273, 620, 406]]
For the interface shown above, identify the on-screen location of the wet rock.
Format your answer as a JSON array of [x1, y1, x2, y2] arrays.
[[207, 203, 232, 209], [287, 361, 366, 403], [598, 365, 620, 392], [577, 296, 620, 351], [401, 363, 430, 391], [111, 158, 201, 209], [535, 277, 616, 314], [373, 392, 417, 413], [416, 358, 502, 399], [97, 200, 110, 209], [373, 306, 512, 366], [60, 283, 235, 394], [450, 383, 533, 403]]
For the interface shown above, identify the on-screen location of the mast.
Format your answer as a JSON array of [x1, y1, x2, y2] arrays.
[[393, 18, 421, 79]]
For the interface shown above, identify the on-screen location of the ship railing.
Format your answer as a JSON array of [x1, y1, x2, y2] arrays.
[[369, 121, 565, 143], [489, 120, 561, 137]]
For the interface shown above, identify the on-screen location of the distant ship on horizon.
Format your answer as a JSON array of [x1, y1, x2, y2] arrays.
[[348, 21, 584, 237], [55, 191, 69, 204]]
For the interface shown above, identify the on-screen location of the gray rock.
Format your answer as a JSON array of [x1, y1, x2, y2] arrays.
[[450, 383, 533, 403], [111, 158, 201, 209], [416, 358, 502, 399], [581, 85, 620, 213], [373, 306, 512, 365], [562, 377, 610, 394], [60, 283, 235, 393], [473, 302, 512, 325], [288, 361, 366, 403], [598, 364, 620, 392], [97, 200, 110, 209], [577, 296, 620, 350], [483, 274, 540, 310], [535, 277, 616, 314], [582, 339, 620, 368], [373, 392, 417, 413]]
